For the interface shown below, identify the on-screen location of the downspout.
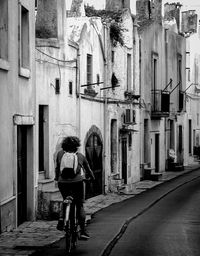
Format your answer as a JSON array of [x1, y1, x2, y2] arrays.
[[103, 22, 108, 194], [76, 48, 81, 139]]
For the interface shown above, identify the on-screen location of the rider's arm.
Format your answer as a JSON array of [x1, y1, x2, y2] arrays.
[[82, 156, 95, 181], [54, 150, 64, 181]]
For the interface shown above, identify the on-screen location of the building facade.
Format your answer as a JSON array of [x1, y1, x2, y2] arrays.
[[137, 0, 187, 176], [0, 0, 36, 232]]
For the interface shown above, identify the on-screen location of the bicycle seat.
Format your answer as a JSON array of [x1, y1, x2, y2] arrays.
[[63, 196, 73, 204]]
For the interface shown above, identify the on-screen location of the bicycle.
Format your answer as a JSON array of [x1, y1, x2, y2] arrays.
[[63, 195, 80, 255]]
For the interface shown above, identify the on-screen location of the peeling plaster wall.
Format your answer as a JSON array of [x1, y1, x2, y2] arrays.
[[0, 0, 36, 232], [36, 39, 78, 179], [139, 21, 166, 172], [105, 10, 141, 185], [184, 28, 200, 165]]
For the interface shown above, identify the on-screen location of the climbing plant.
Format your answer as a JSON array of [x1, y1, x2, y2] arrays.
[[85, 5, 125, 47]]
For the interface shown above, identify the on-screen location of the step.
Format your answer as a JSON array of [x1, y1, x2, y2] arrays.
[[37, 188, 62, 220], [150, 172, 162, 181], [38, 178, 55, 191], [39, 171, 45, 180], [173, 165, 184, 172], [144, 167, 155, 180]]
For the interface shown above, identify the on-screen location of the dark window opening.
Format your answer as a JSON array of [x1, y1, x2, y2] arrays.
[[69, 81, 73, 95], [55, 78, 60, 94], [97, 74, 100, 85], [21, 6, 29, 68], [87, 54, 92, 87], [111, 51, 115, 63]]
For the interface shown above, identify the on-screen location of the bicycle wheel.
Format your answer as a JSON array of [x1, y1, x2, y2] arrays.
[[65, 222, 73, 255]]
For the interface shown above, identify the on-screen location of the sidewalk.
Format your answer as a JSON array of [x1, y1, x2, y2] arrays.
[[0, 164, 199, 256]]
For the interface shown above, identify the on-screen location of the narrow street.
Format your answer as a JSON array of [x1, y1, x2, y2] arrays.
[[109, 174, 200, 256], [32, 169, 200, 256]]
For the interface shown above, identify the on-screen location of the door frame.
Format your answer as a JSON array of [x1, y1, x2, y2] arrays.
[[155, 133, 160, 173], [121, 137, 128, 184], [15, 124, 35, 226]]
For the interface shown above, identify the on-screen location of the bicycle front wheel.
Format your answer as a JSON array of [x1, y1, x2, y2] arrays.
[[65, 229, 73, 255]]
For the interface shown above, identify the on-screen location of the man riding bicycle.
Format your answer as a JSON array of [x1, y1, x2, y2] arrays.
[[55, 136, 95, 240]]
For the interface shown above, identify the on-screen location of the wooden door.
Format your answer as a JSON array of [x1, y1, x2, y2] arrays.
[[122, 138, 127, 184], [17, 126, 27, 226], [85, 133, 103, 198]]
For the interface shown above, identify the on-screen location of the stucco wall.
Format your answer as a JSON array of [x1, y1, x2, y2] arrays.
[[0, 0, 36, 231]]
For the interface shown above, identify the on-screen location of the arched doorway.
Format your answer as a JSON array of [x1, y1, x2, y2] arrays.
[[85, 132, 103, 198]]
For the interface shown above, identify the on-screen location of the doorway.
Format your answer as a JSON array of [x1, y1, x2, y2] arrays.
[[38, 105, 49, 176], [155, 134, 160, 172], [17, 126, 27, 226], [85, 133, 103, 198], [122, 138, 127, 184]]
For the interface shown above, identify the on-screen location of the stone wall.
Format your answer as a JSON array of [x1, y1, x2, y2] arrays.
[[106, 0, 130, 11], [164, 3, 182, 32], [136, 0, 162, 30], [36, 0, 58, 38]]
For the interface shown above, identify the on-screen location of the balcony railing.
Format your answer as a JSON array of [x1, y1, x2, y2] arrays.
[[151, 89, 170, 118]]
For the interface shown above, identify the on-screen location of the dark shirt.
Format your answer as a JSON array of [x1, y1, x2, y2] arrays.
[[55, 149, 95, 183]]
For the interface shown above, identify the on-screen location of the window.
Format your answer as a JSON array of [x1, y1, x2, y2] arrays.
[[21, 6, 29, 68], [69, 81, 73, 95], [96, 74, 100, 86], [0, 0, 8, 70], [152, 52, 158, 91], [111, 51, 115, 63], [177, 55, 183, 111], [55, 78, 60, 94], [87, 54, 92, 87], [188, 69, 191, 81], [177, 54, 182, 87], [197, 113, 199, 126], [19, 4, 30, 77], [127, 53, 131, 91], [153, 58, 157, 90]]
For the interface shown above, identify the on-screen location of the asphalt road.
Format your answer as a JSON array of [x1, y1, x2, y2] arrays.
[[32, 169, 200, 256], [109, 175, 200, 256]]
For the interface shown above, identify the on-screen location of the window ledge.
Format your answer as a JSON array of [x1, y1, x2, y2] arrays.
[[19, 67, 30, 79], [0, 59, 10, 71]]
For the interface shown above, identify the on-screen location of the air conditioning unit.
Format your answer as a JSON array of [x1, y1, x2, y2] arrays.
[[124, 109, 136, 124]]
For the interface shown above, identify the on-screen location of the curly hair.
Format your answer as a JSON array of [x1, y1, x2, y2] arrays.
[[62, 136, 81, 152]]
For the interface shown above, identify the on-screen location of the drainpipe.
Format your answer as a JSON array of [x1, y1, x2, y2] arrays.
[[103, 22, 108, 194], [76, 48, 81, 139]]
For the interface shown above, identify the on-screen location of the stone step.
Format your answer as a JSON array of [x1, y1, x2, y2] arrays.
[[39, 171, 45, 180], [109, 177, 125, 192], [38, 178, 55, 190], [174, 165, 184, 172], [37, 188, 62, 220], [150, 172, 162, 181]]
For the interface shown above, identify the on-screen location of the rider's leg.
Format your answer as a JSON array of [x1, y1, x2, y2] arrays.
[[57, 182, 71, 230]]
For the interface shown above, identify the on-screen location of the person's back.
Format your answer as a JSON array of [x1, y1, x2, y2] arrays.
[[55, 136, 95, 239]]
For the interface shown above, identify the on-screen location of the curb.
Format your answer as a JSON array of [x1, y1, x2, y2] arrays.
[[100, 167, 200, 256]]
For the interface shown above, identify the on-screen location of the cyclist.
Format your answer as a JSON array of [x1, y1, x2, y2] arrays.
[[54, 136, 95, 240]]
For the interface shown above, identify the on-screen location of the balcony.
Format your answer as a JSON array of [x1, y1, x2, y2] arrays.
[[124, 90, 140, 101], [151, 90, 170, 119]]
